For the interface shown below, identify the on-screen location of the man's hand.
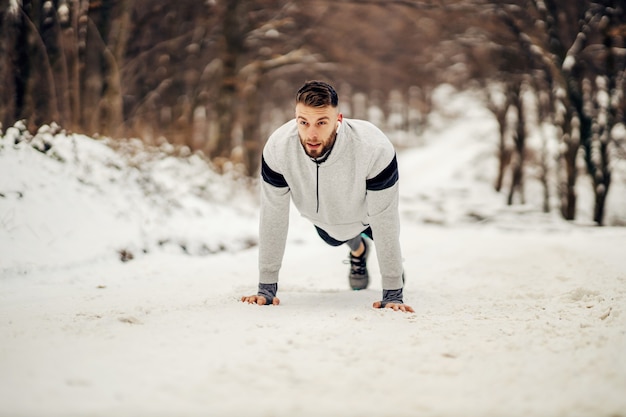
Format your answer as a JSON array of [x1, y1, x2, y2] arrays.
[[372, 301, 414, 313], [241, 295, 280, 306]]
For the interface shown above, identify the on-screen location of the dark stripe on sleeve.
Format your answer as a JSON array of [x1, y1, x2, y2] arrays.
[[366, 154, 398, 191], [261, 155, 288, 188]]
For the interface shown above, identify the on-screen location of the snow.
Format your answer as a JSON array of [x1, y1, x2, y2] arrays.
[[1, 90, 626, 417]]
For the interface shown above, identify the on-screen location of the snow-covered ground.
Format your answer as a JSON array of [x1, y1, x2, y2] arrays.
[[1, 90, 625, 417]]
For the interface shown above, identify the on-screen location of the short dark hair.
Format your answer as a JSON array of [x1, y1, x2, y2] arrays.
[[296, 80, 338, 108]]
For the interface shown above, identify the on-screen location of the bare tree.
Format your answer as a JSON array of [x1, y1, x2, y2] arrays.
[[533, 0, 625, 224], [2, 0, 624, 226], [476, 0, 625, 224]]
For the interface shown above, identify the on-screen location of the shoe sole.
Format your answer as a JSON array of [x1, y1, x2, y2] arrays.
[[350, 276, 369, 290]]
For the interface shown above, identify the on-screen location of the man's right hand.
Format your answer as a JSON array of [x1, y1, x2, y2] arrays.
[[240, 295, 280, 306]]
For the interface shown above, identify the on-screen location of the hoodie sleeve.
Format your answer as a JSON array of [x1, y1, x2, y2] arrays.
[[258, 149, 291, 284], [366, 148, 404, 291]]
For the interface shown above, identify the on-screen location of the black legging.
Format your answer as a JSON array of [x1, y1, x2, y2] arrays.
[[315, 226, 373, 251]]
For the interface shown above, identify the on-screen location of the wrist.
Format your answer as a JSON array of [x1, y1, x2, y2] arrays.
[[258, 283, 278, 304], [380, 288, 403, 307]]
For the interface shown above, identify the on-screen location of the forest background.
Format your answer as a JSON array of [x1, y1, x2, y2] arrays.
[[1, 0, 625, 225]]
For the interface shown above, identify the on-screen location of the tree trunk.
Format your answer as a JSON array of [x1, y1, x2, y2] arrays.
[[0, 5, 18, 128], [507, 81, 526, 205], [213, 0, 247, 166], [59, 0, 81, 131], [18, 3, 59, 130], [79, 1, 126, 137], [241, 73, 263, 175], [495, 120, 511, 193], [487, 91, 511, 193], [41, 0, 70, 127], [559, 113, 577, 221], [587, 20, 619, 226]]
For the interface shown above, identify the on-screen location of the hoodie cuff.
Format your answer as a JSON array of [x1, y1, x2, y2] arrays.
[[380, 288, 403, 307], [258, 283, 278, 305]]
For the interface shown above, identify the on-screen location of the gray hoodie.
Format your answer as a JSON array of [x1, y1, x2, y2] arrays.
[[259, 118, 404, 291]]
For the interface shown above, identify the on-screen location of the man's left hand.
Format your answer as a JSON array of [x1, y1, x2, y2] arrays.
[[372, 301, 414, 313]]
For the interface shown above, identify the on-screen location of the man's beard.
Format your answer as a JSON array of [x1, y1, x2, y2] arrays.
[[300, 132, 337, 159]]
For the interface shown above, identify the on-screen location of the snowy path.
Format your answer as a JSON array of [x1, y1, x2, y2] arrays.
[[2, 220, 625, 417], [2, 96, 626, 416]]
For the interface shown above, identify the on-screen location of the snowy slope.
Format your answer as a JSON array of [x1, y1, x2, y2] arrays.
[[0, 122, 258, 273], [1, 90, 626, 417]]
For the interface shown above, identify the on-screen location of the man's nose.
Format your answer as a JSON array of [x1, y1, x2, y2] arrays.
[[307, 126, 318, 140]]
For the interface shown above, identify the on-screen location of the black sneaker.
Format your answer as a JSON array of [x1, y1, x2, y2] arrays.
[[348, 238, 369, 290]]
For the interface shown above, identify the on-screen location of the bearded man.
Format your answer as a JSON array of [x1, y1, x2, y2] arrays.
[[241, 80, 412, 313]]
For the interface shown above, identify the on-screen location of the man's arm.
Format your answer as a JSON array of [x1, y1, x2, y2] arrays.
[[258, 156, 290, 283], [365, 152, 413, 312], [241, 155, 290, 305], [366, 153, 404, 290]]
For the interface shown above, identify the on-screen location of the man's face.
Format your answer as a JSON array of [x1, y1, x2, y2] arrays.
[[295, 103, 342, 159]]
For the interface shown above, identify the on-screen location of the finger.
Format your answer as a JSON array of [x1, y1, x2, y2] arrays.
[[385, 303, 410, 312], [256, 296, 267, 306], [242, 295, 259, 304], [272, 297, 280, 305], [393, 304, 415, 313], [372, 301, 382, 309]]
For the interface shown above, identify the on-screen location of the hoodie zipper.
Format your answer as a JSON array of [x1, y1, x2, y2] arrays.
[[315, 162, 320, 213], [308, 133, 337, 214], [311, 151, 330, 213]]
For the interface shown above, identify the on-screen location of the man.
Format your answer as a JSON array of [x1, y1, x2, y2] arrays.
[[241, 80, 413, 313]]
